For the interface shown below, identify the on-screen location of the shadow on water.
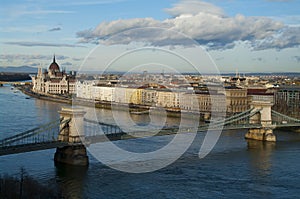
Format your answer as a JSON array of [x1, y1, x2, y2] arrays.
[[55, 163, 88, 199]]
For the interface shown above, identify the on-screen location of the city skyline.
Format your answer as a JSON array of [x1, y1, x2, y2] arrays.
[[1, 0, 299, 73]]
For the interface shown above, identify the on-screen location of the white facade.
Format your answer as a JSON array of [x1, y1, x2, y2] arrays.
[[76, 81, 118, 102], [95, 86, 116, 102], [142, 89, 157, 106], [76, 81, 94, 99], [179, 92, 197, 111], [156, 90, 180, 109], [75, 81, 255, 113]]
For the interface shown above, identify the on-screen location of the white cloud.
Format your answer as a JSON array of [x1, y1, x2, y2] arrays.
[[20, 10, 74, 15], [4, 41, 86, 48], [0, 25, 49, 33], [253, 27, 300, 50], [0, 54, 71, 67], [293, 56, 300, 62], [0, 54, 69, 62], [77, 18, 165, 44], [0, 3, 74, 22], [77, 0, 300, 50], [270, 15, 300, 26], [61, 62, 73, 66], [165, 0, 225, 17]]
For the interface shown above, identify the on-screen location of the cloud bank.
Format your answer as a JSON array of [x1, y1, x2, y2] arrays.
[[76, 0, 300, 50]]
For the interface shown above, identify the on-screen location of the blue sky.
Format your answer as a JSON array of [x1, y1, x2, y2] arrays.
[[0, 0, 299, 73]]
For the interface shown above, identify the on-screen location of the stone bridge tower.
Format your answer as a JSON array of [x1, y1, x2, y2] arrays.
[[54, 107, 89, 166], [245, 95, 276, 141]]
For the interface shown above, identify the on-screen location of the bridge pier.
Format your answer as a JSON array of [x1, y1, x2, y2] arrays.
[[54, 107, 89, 166], [245, 128, 276, 142], [54, 145, 88, 166]]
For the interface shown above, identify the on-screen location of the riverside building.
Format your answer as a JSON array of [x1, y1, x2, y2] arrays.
[[75, 81, 256, 114], [31, 56, 76, 95]]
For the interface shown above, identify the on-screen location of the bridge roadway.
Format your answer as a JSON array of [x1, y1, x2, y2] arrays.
[[0, 129, 178, 156], [1, 123, 299, 156], [0, 108, 300, 156]]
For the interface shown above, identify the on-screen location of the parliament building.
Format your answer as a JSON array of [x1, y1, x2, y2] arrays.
[[31, 56, 76, 95]]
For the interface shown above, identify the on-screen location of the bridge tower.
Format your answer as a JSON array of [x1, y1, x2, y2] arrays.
[[54, 107, 89, 166], [245, 96, 276, 141]]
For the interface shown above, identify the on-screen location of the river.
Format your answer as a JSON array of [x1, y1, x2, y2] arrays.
[[1, 85, 300, 198]]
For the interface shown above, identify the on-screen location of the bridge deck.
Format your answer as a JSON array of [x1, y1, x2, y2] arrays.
[[0, 141, 68, 156], [0, 108, 299, 156]]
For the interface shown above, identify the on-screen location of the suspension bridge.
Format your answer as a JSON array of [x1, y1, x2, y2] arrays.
[[0, 102, 299, 165]]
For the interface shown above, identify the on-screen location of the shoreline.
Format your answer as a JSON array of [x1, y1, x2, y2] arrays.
[[17, 85, 204, 119], [19, 86, 72, 104], [16, 86, 300, 132]]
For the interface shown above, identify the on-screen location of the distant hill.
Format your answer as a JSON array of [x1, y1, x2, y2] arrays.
[[0, 66, 37, 73]]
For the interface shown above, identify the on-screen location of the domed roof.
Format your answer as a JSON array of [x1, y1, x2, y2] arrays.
[[49, 55, 60, 71]]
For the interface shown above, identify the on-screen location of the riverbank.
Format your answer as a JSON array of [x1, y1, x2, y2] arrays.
[[16, 86, 300, 131], [17, 85, 203, 119], [17, 85, 72, 104]]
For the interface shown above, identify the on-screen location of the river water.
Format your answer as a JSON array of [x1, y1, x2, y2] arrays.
[[1, 85, 300, 198]]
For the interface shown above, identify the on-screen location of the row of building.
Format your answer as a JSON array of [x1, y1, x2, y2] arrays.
[[31, 56, 299, 117], [76, 81, 272, 114]]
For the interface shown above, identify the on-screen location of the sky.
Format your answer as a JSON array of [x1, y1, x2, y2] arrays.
[[0, 0, 299, 73]]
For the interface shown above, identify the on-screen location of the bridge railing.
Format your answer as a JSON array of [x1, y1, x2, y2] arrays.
[[2, 108, 298, 150], [198, 108, 260, 131], [272, 110, 300, 122], [83, 118, 124, 137], [0, 118, 70, 148], [83, 108, 262, 138]]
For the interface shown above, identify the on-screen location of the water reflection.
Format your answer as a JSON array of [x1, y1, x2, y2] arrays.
[[82, 105, 186, 128], [247, 140, 275, 174], [35, 99, 63, 122], [55, 163, 88, 199], [130, 114, 151, 126], [247, 140, 276, 195]]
